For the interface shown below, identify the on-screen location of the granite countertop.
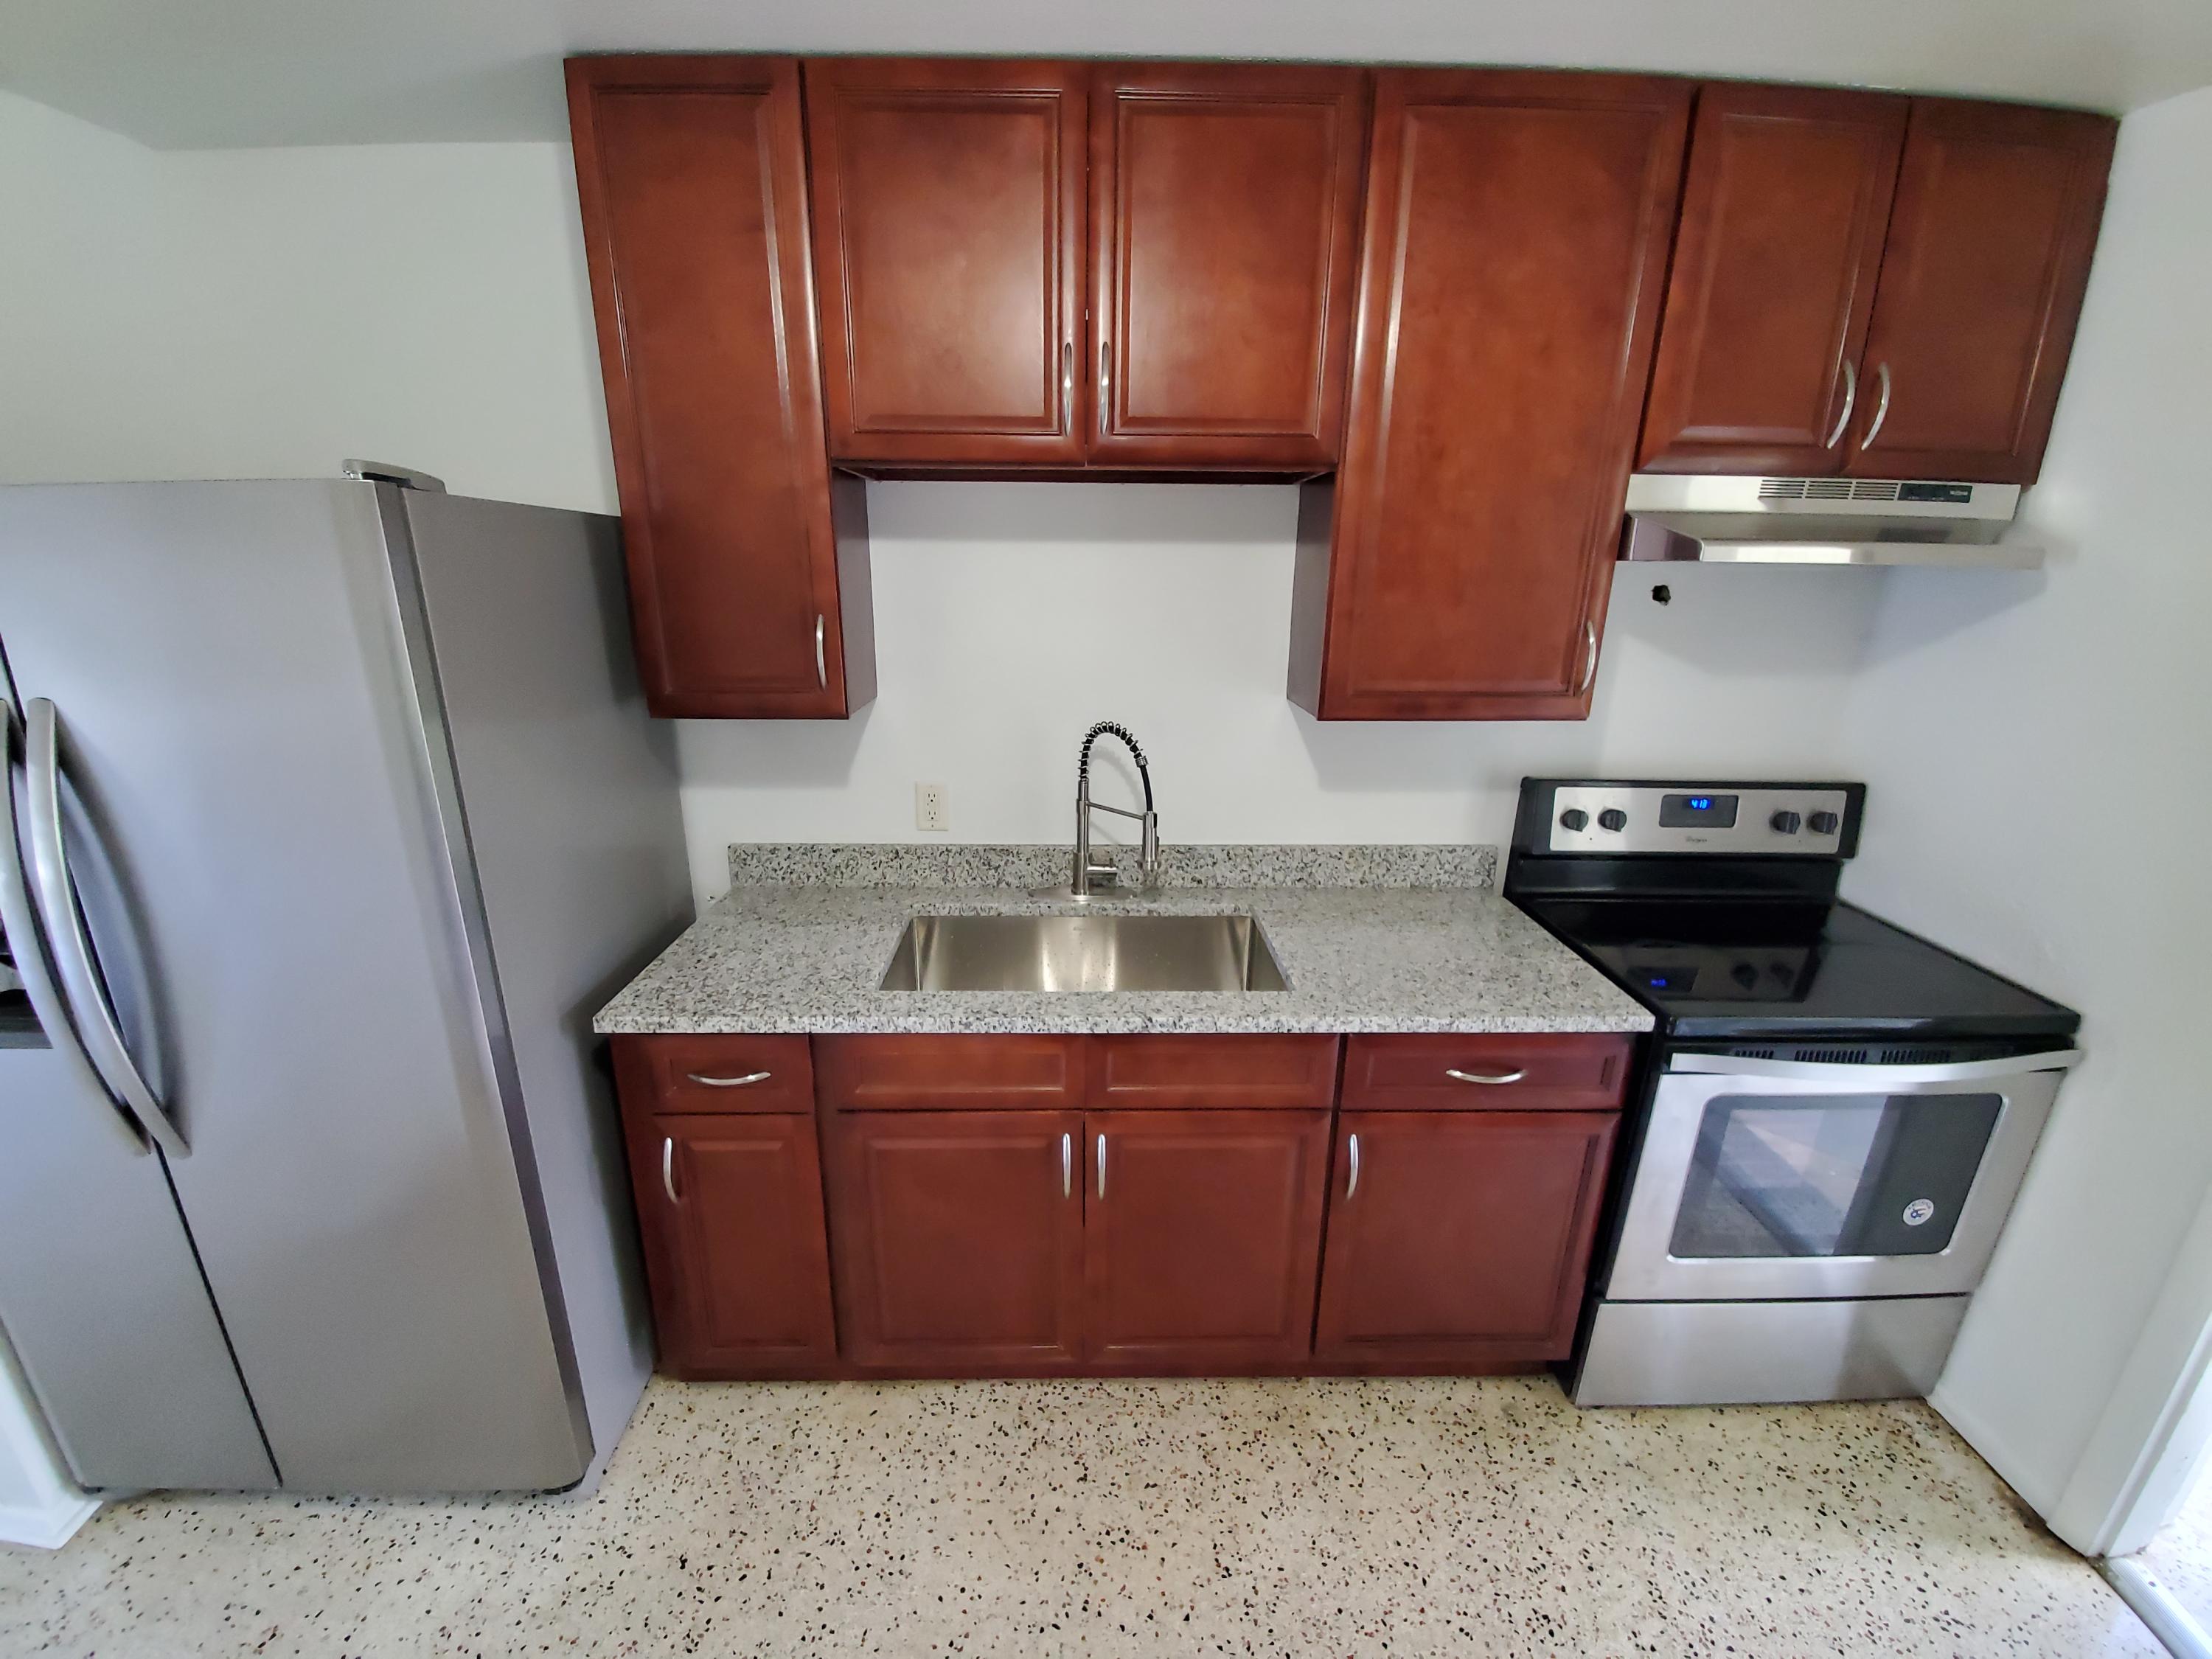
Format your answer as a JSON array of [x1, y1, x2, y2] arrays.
[[592, 844, 1652, 1037]]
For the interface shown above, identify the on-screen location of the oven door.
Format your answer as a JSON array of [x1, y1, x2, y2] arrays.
[[1604, 1050, 2078, 1301]]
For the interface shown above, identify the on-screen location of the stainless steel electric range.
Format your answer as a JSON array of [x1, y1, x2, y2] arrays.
[[1504, 779, 2081, 1408]]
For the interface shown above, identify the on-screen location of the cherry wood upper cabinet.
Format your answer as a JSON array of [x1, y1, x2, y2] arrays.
[[804, 58, 1088, 466], [1639, 85, 1908, 476], [1314, 1110, 1618, 1366], [1087, 63, 1368, 468], [1083, 1110, 1330, 1368], [1287, 69, 1691, 720], [566, 57, 874, 718], [1848, 100, 2115, 484]]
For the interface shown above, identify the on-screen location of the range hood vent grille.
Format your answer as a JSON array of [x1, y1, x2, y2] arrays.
[[1758, 477, 1903, 503], [1622, 473, 2042, 568]]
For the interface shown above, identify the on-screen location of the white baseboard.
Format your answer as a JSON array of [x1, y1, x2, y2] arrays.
[[0, 1492, 100, 1551]]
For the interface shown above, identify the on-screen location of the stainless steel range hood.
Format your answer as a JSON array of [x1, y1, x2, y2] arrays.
[[1620, 475, 2043, 568]]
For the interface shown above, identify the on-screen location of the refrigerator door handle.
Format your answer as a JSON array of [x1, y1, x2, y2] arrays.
[[0, 712, 149, 1152], [20, 700, 189, 1157]]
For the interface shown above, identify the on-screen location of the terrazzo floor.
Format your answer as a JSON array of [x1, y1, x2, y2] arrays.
[[2136, 1458, 2212, 1638], [0, 1375, 2162, 1658]]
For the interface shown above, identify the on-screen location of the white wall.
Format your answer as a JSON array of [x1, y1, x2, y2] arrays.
[[1832, 83, 2212, 1545]]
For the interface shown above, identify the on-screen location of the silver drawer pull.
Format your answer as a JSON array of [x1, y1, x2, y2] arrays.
[[686, 1070, 772, 1088], [661, 1135, 680, 1204], [1061, 1132, 1073, 1198], [1346, 1133, 1360, 1200], [1446, 1067, 1528, 1085], [1096, 1133, 1107, 1199], [814, 615, 827, 689]]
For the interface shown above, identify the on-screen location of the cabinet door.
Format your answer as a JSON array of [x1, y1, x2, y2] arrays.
[[1084, 1110, 1330, 1368], [1848, 100, 2115, 484], [1315, 1110, 1618, 1365], [1088, 63, 1368, 468], [626, 1113, 837, 1378], [827, 1110, 1085, 1369], [804, 58, 1087, 466], [1639, 85, 1907, 475], [566, 57, 872, 718], [1288, 70, 1691, 720]]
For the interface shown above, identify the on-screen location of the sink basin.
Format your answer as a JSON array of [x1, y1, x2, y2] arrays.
[[880, 912, 1289, 993]]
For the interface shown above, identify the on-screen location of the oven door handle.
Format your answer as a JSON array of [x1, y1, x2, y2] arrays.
[[1669, 1049, 2082, 1085]]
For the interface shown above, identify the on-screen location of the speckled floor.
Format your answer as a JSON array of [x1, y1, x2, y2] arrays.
[[2137, 1459, 2212, 1638], [0, 1376, 2160, 1657]]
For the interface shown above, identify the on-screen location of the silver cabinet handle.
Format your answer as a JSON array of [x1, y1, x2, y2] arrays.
[[20, 700, 187, 1158], [1097, 341, 1110, 435], [1061, 1131, 1072, 1199], [1096, 1132, 1107, 1199], [1576, 621, 1599, 695], [661, 1135, 680, 1204], [0, 714, 144, 1153], [1062, 341, 1074, 420], [814, 614, 827, 689], [1859, 361, 1892, 451], [1447, 1067, 1528, 1086], [1823, 358, 1858, 450], [1346, 1133, 1360, 1200], [686, 1070, 771, 1088]]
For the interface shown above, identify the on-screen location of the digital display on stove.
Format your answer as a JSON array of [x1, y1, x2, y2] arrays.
[[1659, 793, 1739, 827]]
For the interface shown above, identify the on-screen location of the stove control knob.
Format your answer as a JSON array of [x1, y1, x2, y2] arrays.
[[1559, 808, 1589, 832], [1770, 810, 1803, 835], [1732, 962, 1759, 988], [1597, 809, 1628, 832], [1808, 810, 1840, 835]]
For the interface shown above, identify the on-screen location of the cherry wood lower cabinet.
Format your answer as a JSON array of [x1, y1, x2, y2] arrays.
[[1314, 1110, 1618, 1366], [623, 1112, 838, 1379], [825, 1110, 1088, 1370], [1085, 1110, 1331, 1368]]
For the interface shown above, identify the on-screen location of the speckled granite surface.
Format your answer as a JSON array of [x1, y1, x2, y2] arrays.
[[0, 1376, 2157, 1657], [594, 844, 1647, 1036], [726, 841, 1500, 890]]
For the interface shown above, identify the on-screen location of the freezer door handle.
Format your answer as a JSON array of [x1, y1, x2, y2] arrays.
[[0, 712, 149, 1153], [21, 700, 188, 1157]]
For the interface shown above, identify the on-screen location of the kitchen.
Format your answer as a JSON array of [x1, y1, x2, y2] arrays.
[[1, 3, 2209, 1655]]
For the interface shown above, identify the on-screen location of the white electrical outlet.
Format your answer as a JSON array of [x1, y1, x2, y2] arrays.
[[914, 782, 950, 833]]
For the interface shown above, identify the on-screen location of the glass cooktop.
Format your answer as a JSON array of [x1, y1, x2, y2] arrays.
[[1513, 896, 2079, 1041]]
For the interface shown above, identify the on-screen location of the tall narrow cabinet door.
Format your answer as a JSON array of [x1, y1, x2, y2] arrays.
[[1848, 100, 2115, 484], [1289, 71, 1691, 720], [1088, 63, 1368, 467], [1638, 85, 1907, 475], [827, 1111, 1085, 1370], [1083, 1110, 1330, 1368], [628, 1113, 838, 1378], [1314, 1111, 1618, 1366], [566, 57, 871, 718], [804, 59, 1088, 466]]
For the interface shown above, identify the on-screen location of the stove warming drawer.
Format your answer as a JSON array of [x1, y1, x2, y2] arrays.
[[1572, 1295, 1969, 1407]]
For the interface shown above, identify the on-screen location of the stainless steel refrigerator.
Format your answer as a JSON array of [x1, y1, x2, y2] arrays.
[[0, 471, 691, 1494]]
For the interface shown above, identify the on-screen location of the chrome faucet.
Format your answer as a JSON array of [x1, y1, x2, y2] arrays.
[[1067, 721, 1160, 899]]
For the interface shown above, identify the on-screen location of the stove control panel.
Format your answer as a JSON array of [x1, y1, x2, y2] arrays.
[[1526, 782, 1862, 856]]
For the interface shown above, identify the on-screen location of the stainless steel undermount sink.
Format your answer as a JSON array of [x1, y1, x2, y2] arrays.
[[879, 912, 1288, 993]]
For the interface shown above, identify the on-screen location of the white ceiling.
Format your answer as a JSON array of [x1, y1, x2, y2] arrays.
[[4, 0, 2211, 148]]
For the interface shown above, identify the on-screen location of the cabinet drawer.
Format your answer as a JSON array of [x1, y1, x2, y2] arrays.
[[613, 1034, 815, 1114], [1087, 1035, 1340, 1110], [816, 1034, 1082, 1111], [1341, 1034, 1633, 1111]]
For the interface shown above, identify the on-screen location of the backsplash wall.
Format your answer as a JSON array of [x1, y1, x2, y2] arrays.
[[674, 479, 1887, 904]]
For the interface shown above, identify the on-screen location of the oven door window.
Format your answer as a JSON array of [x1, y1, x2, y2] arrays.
[[1669, 1092, 2003, 1259]]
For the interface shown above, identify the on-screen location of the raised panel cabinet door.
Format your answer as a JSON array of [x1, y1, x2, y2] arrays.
[[1848, 99, 2115, 484], [626, 1113, 838, 1378], [1088, 63, 1368, 467], [1638, 84, 1908, 474], [1288, 70, 1691, 720], [827, 1111, 1085, 1369], [804, 58, 1088, 465], [1084, 1110, 1331, 1368], [566, 58, 871, 718], [1314, 1110, 1618, 1365]]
